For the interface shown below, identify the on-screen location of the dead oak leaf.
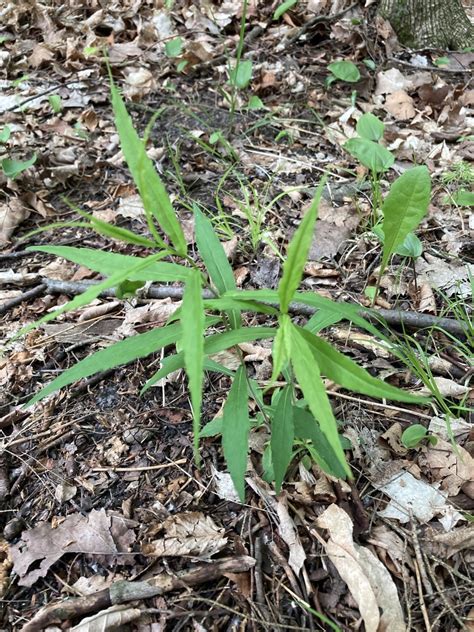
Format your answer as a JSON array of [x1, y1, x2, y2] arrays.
[[10, 510, 136, 587], [143, 512, 227, 558], [384, 90, 416, 121]]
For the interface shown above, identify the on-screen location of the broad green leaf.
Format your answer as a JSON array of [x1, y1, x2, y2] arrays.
[[230, 60, 253, 89], [14, 252, 168, 341], [141, 326, 276, 392], [200, 415, 223, 438], [289, 324, 351, 477], [165, 37, 183, 58], [29, 246, 190, 282], [2, 154, 37, 179], [0, 126, 11, 143], [273, 0, 298, 20], [296, 326, 429, 403], [194, 204, 240, 329], [344, 138, 394, 173], [222, 366, 249, 501], [182, 269, 205, 460], [381, 166, 431, 275], [278, 177, 326, 313], [271, 385, 294, 492], [395, 232, 423, 258], [401, 424, 437, 448], [110, 80, 186, 255], [293, 407, 348, 478], [248, 95, 265, 110], [356, 113, 384, 142], [27, 322, 182, 406], [328, 61, 360, 83]]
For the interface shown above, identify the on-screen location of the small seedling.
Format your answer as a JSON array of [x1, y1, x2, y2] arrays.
[[326, 60, 360, 87], [273, 0, 298, 20], [165, 37, 183, 58], [48, 94, 62, 114], [401, 424, 437, 448]]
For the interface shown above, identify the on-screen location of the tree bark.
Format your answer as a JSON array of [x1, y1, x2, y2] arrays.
[[380, 0, 474, 49]]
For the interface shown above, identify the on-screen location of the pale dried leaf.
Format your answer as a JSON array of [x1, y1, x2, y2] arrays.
[[71, 604, 142, 631], [0, 199, 30, 243], [384, 90, 416, 121], [418, 438, 474, 497], [212, 467, 241, 504], [316, 504, 406, 632]]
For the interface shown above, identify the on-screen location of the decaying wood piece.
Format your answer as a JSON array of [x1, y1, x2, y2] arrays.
[[21, 555, 255, 632]]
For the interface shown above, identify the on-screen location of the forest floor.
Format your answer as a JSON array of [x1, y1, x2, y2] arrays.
[[0, 0, 473, 630]]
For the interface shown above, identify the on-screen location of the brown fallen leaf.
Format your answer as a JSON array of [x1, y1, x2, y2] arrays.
[[316, 504, 406, 632], [418, 438, 474, 498], [143, 512, 227, 558], [384, 90, 416, 120], [10, 510, 136, 587], [0, 198, 30, 243]]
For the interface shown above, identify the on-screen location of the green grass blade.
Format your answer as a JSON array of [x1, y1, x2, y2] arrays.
[[381, 166, 431, 275], [289, 323, 351, 477], [29, 246, 190, 282], [194, 204, 240, 328], [297, 326, 429, 403], [271, 385, 294, 492], [110, 80, 186, 255], [27, 322, 182, 406], [182, 269, 205, 462], [278, 177, 326, 314], [222, 365, 249, 501], [74, 207, 159, 248]]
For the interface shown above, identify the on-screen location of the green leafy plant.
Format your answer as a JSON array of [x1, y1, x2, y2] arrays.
[[17, 78, 429, 501], [344, 112, 394, 222], [372, 166, 431, 301], [48, 94, 63, 114], [0, 125, 37, 179], [327, 60, 360, 87], [401, 424, 437, 448]]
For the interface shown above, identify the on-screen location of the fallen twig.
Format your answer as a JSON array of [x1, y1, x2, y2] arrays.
[[21, 555, 255, 632], [36, 277, 470, 338], [0, 284, 46, 316]]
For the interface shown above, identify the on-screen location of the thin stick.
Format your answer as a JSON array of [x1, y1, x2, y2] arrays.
[[91, 458, 187, 472]]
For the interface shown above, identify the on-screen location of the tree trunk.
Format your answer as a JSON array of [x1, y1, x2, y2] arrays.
[[380, 0, 474, 49]]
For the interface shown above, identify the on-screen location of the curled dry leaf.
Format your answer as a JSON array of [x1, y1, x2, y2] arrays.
[[0, 198, 30, 244], [316, 504, 406, 632], [142, 512, 227, 559], [384, 90, 416, 120]]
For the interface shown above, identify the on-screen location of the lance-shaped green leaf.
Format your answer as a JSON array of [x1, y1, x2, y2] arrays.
[[271, 385, 294, 492], [222, 366, 249, 502], [110, 80, 186, 255], [278, 177, 326, 314], [182, 269, 205, 462], [14, 252, 170, 341], [141, 326, 276, 393], [289, 323, 351, 478], [73, 206, 159, 248], [27, 322, 182, 406], [293, 407, 348, 479], [295, 326, 429, 403], [380, 166, 431, 276], [194, 204, 240, 329], [270, 313, 292, 383], [29, 246, 190, 282]]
